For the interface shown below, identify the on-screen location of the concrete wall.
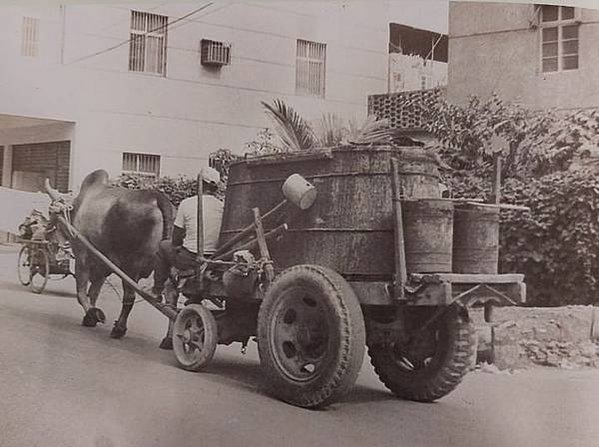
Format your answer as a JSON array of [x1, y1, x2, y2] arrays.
[[448, 2, 599, 109], [0, 2, 389, 188]]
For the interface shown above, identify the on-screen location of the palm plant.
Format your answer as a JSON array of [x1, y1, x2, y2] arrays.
[[261, 99, 395, 152], [261, 100, 317, 152]]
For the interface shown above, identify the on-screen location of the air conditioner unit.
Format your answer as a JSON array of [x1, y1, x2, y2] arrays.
[[201, 39, 231, 67]]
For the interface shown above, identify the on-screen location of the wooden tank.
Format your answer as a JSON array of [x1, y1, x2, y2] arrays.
[[452, 204, 499, 274], [220, 145, 441, 279]]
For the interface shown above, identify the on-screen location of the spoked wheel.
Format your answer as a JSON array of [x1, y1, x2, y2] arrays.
[[29, 247, 49, 294], [172, 304, 218, 372], [368, 305, 476, 402], [257, 265, 365, 409], [17, 245, 32, 286]]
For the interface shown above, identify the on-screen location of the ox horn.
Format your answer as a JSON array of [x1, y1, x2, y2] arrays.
[[44, 178, 62, 201]]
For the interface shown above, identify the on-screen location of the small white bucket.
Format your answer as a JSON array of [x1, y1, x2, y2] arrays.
[[282, 174, 317, 210]]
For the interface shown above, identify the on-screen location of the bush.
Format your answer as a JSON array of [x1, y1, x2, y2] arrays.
[[449, 169, 599, 306], [112, 174, 199, 207]]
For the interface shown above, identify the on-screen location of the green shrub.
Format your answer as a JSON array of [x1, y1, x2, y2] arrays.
[[112, 174, 199, 207]]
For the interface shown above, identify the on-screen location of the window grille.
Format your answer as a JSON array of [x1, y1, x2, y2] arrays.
[[295, 39, 326, 97], [129, 11, 168, 75], [540, 5, 579, 72], [201, 39, 231, 66], [122, 153, 161, 178], [21, 17, 39, 57]]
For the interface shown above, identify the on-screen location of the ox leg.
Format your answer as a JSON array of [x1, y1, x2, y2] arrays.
[[160, 279, 179, 350], [77, 257, 106, 327], [86, 272, 106, 324], [110, 280, 136, 339]]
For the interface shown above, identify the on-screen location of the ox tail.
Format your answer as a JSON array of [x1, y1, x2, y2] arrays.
[[155, 193, 175, 240]]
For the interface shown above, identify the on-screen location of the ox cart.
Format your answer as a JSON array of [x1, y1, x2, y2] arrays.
[[17, 239, 73, 294], [46, 145, 525, 409]]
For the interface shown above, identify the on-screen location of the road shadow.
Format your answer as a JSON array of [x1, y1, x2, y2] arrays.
[[341, 383, 398, 404], [0, 292, 435, 409], [0, 279, 77, 300]]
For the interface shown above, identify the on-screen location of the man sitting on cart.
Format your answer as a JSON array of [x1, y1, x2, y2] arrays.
[[150, 166, 224, 300]]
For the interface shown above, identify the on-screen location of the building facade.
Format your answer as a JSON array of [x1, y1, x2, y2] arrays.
[[0, 2, 389, 192], [388, 23, 448, 93], [447, 2, 599, 109]]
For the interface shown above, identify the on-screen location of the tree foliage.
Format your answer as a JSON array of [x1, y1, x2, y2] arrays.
[[410, 94, 599, 179]]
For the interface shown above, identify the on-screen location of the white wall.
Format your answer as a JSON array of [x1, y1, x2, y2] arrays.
[[0, 2, 389, 187]]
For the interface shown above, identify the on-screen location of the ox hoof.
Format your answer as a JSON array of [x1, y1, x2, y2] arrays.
[[82, 308, 106, 327], [110, 323, 127, 339], [81, 313, 97, 327], [159, 337, 173, 350]]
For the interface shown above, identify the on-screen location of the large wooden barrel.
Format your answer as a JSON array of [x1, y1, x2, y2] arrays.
[[220, 145, 440, 279]]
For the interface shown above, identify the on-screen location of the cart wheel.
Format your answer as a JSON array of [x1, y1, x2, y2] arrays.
[[257, 264, 365, 409], [29, 247, 49, 294], [368, 305, 476, 402], [172, 304, 218, 372], [17, 245, 32, 286]]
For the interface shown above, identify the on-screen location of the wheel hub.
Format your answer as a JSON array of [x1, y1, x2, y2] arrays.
[[271, 290, 330, 382], [182, 329, 193, 344]]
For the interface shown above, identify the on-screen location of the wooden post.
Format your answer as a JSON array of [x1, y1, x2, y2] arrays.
[[390, 158, 407, 300], [491, 153, 502, 205], [196, 173, 204, 264], [253, 207, 275, 283]]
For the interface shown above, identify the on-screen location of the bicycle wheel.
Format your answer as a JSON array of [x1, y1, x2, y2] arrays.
[[17, 245, 32, 286], [30, 247, 49, 294]]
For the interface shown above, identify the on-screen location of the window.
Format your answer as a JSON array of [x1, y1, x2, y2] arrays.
[[21, 17, 39, 57], [296, 39, 326, 97], [129, 11, 168, 75], [122, 153, 161, 178], [540, 5, 579, 72]]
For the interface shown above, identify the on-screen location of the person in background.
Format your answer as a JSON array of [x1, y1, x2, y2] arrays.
[[151, 166, 224, 298]]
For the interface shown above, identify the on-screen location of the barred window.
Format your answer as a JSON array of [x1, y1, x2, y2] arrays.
[[540, 5, 579, 72], [296, 39, 326, 97], [21, 17, 39, 57], [129, 11, 168, 75], [122, 153, 161, 178]]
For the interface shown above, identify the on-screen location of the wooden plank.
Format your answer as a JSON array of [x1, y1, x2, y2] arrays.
[[412, 273, 524, 284], [466, 202, 530, 212]]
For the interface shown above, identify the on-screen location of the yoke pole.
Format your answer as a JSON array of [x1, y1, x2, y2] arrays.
[[56, 215, 178, 321]]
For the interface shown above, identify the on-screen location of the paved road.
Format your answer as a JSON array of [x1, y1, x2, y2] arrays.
[[1, 246, 598, 447]]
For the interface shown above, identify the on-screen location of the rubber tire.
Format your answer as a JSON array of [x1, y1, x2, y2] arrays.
[[172, 304, 218, 372], [17, 245, 31, 286], [257, 264, 366, 409], [29, 248, 49, 294], [368, 306, 476, 402]]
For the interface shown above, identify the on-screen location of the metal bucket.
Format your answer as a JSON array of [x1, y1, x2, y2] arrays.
[[402, 199, 454, 273], [452, 204, 499, 274], [282, 174, 317, 210]]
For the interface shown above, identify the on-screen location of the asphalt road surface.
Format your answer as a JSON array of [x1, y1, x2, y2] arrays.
[[1, 246, 598, 447]]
